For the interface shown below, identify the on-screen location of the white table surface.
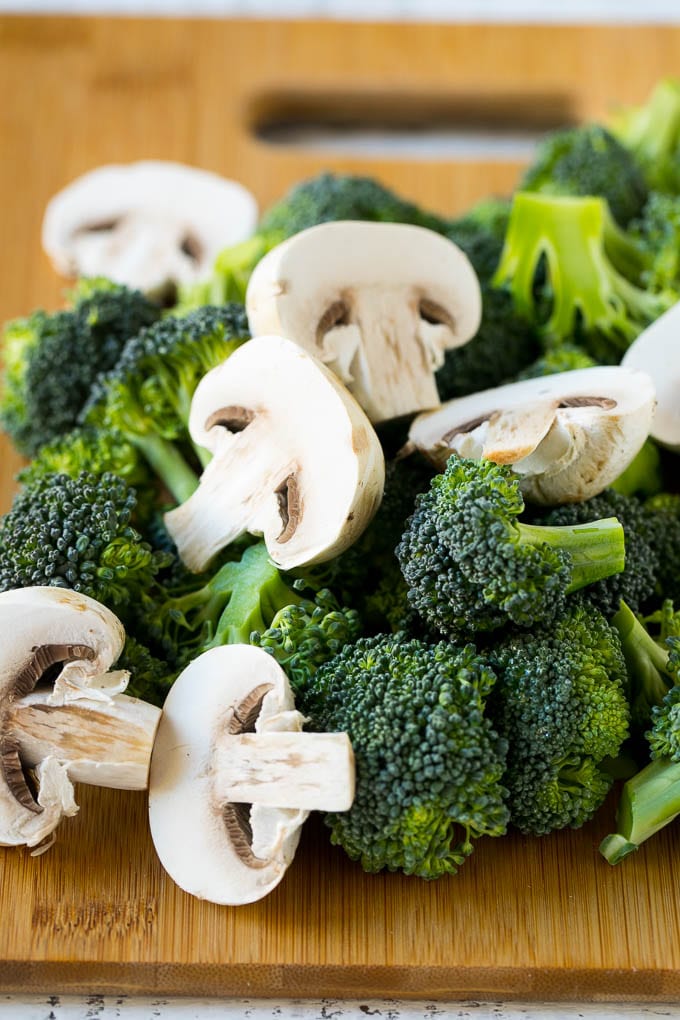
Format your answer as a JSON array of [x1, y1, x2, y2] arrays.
[[1, 999, 680, 1019]]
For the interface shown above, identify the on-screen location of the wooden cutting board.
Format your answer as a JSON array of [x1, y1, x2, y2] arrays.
[[1, 14, 680, 1001]]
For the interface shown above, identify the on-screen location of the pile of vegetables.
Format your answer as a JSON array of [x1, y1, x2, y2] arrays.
[[2, 77, 680, 896]]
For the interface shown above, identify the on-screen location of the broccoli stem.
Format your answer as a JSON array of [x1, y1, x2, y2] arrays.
[[612, 601, 672, 714], [599, 757, 680, 864], [517, 517, 625, 593], [132, 433, 199, 504], [623, 79, 680, 163]]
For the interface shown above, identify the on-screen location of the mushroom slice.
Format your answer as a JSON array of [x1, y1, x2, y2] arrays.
[[148, 644, 354, 905], [622, 300, 680, 451], [0, 587, 161, 849], [245, 221, 482, 423], [163, 334, 385, 573], [42, 161, 258, 295], [408, 366, 656, 504]]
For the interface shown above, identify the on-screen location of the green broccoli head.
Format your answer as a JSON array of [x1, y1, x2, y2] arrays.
[[82, 304, 248, 503], [114, 636, 176, 707], [396, 456, 625, 639], [18, 425, 150, 490], [492, 192, 671, 363], [629, 191, 680, 292], [298, 633, 509, 879], [644, 493, 680, 604], [0, 279, 161, 455], [514, 342, 596, 381], [489, 600, 630, 835], [520, 123, 648, 226], [646, 637, 680, 761], [531, 489, 659, 618], [0, 471, 169, 616]]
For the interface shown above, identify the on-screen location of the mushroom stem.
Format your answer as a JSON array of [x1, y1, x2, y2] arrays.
[[212, 731, 355, 812], [7, 691, 161, 791]]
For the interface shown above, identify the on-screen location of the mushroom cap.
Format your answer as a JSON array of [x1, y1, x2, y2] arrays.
[[408, 365, 656, 504], [148, 645, 310, 905], [42, 161, 258, 293], [245, 221, 482, 423], [0, 587, 126, 847], [622, 301, 680, 451], [164, 334, 385, 572]]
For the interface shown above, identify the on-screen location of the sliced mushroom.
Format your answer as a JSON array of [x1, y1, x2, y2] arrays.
[[42, 161, 258, 295], [622, 301, 680, 451], [0, 587, 161, 849], [148, 644, 354, 905], [163, 334, 385, 573], [408, 366, 656, 504], [245, 221, 482, 423]]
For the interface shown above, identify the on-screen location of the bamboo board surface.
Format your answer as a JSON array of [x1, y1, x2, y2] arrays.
[[1, 14, 680, 1002]]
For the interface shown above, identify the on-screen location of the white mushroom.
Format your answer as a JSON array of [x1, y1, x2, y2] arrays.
[[622, 300, 680, 451], [245, 221, 482, 423], [408, 366, 656, 504], [163, 334, 385, 573], [148, 644, 354, 905], [0, 587, 161, 849], [42, 161, 258, 295]]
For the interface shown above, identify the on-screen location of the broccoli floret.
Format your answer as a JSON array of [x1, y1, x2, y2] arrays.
[[531, 490, 659, 617], [611, 78, 680, 194], [396, 456, 625, 639], [435, 286, 540, 400], [600, 631, 680, 865], [18, 426, 149, 490], [644, 493, 680, 604], [446, 196, 511, 281], [177, 173, 449, 309], [520, 123, 648, 226], [514, 341, 596, 380], [0, 278, 161, 455], [629, 191, 680, 292], [251, 589, 362, 693], [0, 471, 168, 619], [141, 539, 351, 674], [488, 600, 629, 835], [82, 304, 248, 503], [114, 636, 176, 707], [297, 633, 509, 879], [493, 192, 671, 363]]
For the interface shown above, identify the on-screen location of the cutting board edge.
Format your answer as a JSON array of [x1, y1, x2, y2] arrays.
[[0, 961, 676, 1001]]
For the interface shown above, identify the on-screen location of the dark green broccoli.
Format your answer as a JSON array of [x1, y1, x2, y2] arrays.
[[297, 633, 509, 879], [114, 636, 176, 707], [520, 123, 648, 226], [530, 490, 659, 617], [446, 196, 511, 281], [644, 493, 680, 604], [81, 304, 248, 503], [600, 631, 680, 865], [0, 471, 169, 619], [611, 78, 680, 194], [0, 278, 161, 455], [488, 600, 630, 835], [629, 191, 680, 292], [435, 286, 540, 400], [492, 192, 671, 364], [396, 456, 625, 639], [177, 173, 450, 310], [251, 590, 362, 694]]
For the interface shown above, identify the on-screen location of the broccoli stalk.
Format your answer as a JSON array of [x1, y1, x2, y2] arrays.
[[492, 192, 670, 362], [396, 456, 625, 639], [612, 78, 680, 194], [600, 630, 680, 864], [612, 601, 673, 725]]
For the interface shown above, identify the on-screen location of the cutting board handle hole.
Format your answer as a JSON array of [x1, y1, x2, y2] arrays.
[[248, 89, 576, 160]]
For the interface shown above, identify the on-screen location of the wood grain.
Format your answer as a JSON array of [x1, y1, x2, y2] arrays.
[[1, 14, 679, 1000]]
